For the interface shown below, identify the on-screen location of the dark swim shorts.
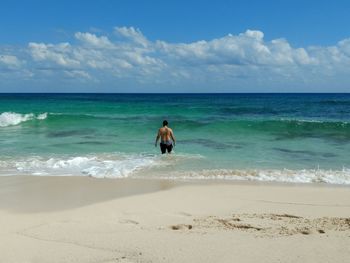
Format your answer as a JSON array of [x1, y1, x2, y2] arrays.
[[160, 142, 173, 154]]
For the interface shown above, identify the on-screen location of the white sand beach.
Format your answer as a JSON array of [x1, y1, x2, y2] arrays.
[[0, 176, 349, 263]]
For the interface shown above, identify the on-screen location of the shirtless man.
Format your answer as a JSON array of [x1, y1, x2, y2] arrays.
[[155, 120, 176, 154]]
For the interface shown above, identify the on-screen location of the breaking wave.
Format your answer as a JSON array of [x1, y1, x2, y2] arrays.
[[0, 153, 203, 178], [0, 112, 48, 127], [0, 152, 349, 185]]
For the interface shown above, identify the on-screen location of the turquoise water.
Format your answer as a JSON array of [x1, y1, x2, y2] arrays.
[[1, 93, 350, 184]]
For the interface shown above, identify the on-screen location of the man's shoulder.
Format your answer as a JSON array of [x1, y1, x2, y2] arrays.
[[159, 127, 173, 132]]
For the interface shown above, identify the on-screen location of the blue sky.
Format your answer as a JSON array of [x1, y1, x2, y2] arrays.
[[1, 0, 350, 92]]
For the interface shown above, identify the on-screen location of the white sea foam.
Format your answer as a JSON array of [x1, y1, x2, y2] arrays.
[[0, 152, 206, 178], [139, 168, 350, 185], [279, 118, 350, 125], [0, 153, 168, 178], [1, 152, 349, 185], [0, 112, 48, 127], [37, 112, 48, 120]]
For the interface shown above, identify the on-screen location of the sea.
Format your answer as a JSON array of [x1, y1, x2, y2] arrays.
[[0, 93, 350, 185]]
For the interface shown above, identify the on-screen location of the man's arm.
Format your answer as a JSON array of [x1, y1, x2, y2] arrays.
[[155, 129, 160, 147], [170, 130, 176, 146]]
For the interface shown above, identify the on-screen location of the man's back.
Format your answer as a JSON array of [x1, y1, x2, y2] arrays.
[[155, 120, 176, 154], [159, 126, 173, 142]]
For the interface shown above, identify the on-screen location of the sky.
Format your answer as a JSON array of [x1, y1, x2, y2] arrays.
[[1, 0, 350, 92]]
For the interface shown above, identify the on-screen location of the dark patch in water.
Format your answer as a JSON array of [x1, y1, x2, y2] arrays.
[[322, 153, 338, 158], [272, 131, 321, 140], [95, 115, 159, 122], [173, 119, 209, 128], [47, 129, 96, 138], [76, 141, 108, 145], [50, 143, 73, 147], [273, 132, 350, 144], [319, 100, 350, 106], [273, 148, 316, 155], [104, 133, 119, 138], [82, 135, 97, 139], [272, 147, 337, 158], [181, 139, 244, 150], [220, 107, 277, 115], [270, 122, 350, 144], [325, 133, 350, 144]]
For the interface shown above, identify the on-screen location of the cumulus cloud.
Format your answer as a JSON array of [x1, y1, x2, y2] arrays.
[[75, 32, 114, 48], [0, 54, 22, 68], [338, 38, 350, 56], [28, 42, 80, 67], [1, 27, 350, 91], [114, 26, 150, 47], [157, 30, 315, 67]]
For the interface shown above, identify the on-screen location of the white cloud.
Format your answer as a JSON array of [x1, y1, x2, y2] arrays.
[[28, 42, 80, 67], [157, 30, 315, 67], [1, 27, 350, 91], [0, 54, 22, 68], [64, 69, 91, 79], [75, 32, 113, 48], [338, 38, 350, 56], [24, 28, 165, 84], [243, 29, 264, 40], [114, 26, 149, 47]]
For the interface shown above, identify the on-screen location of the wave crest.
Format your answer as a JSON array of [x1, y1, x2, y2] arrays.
[[0, 153, 163, 178], [0, 112, 48, 127], [1, 152, 349, 185]]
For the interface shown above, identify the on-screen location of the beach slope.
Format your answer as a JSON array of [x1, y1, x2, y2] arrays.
[[0, 176, 349, 263]]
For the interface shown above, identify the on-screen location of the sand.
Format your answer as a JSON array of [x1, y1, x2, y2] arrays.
[[0, 176, 349, 263]]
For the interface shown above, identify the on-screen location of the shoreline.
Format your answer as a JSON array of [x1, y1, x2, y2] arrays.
[[1, 175, 349, 213], [1, 175, 349, 212]]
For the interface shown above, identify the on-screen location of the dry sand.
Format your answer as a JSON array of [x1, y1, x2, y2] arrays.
[[0, 176, 349, 263]]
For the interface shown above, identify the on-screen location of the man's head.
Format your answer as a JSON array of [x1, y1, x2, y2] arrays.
[[163, 120, 168, 126]]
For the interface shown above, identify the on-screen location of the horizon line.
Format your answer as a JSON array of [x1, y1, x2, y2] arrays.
[[1, 92, 350, 95]]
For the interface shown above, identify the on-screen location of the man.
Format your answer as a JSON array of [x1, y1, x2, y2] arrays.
[[155, 120, 176, 154]]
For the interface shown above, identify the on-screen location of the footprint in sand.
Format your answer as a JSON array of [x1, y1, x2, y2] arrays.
[[178, 212, 192, 217], [299, 228, 311, 235], [182, 213, 350, 237], [170, 224, 193, 230], [119, 219, 139, 225]]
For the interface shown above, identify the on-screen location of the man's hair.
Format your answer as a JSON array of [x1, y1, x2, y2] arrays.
[[163, 120, 168, 126]]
